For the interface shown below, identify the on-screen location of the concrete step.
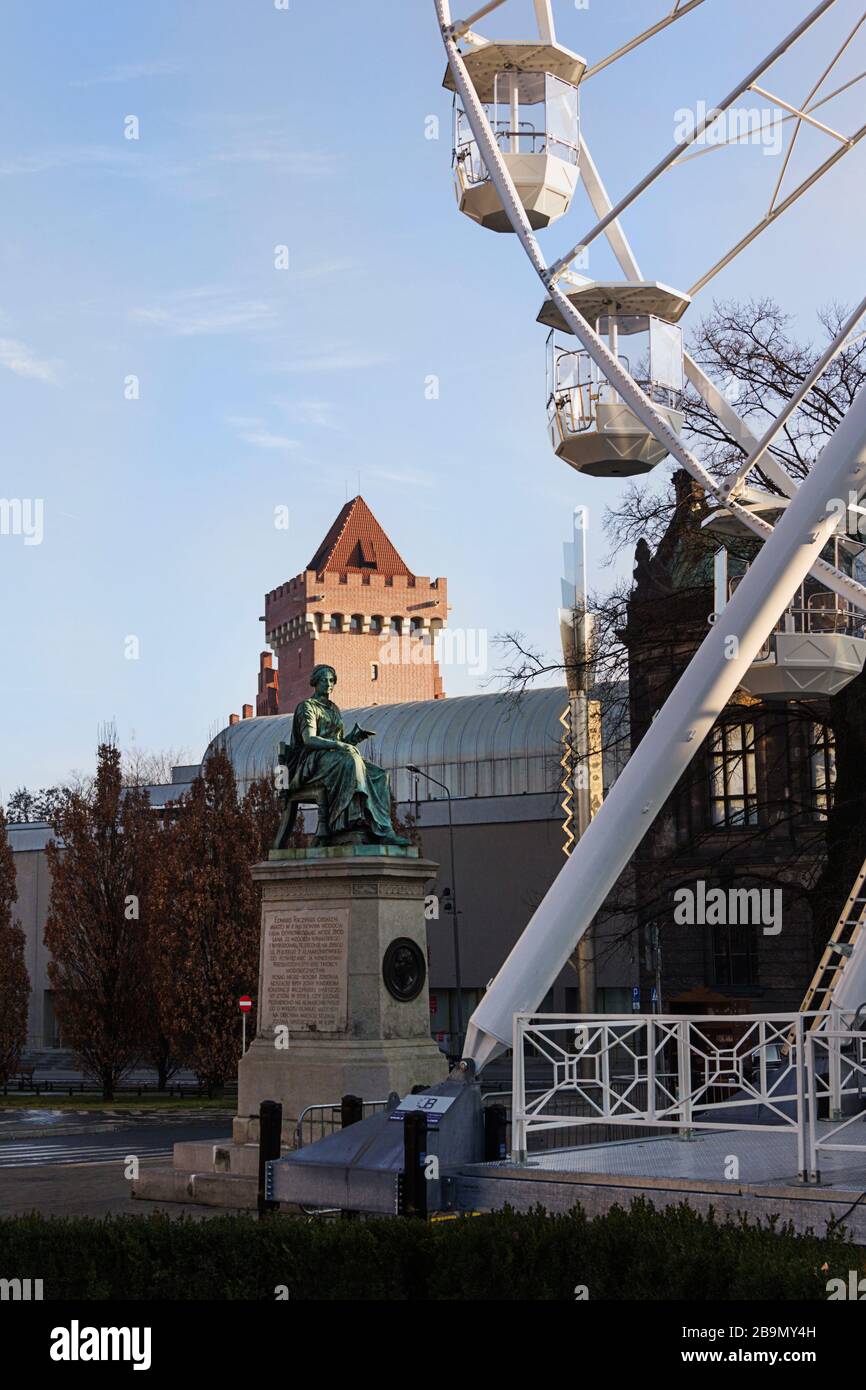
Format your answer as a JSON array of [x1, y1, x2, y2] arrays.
[[132, 1166, 258, 1210], [172, 1138, 292, 1178]]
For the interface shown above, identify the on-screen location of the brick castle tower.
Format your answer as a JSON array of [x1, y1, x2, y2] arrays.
[[256, 496, 448, 715]]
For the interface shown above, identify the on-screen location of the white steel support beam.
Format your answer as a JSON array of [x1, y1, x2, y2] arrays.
[[748, 82, 850, 144], [582, 0, 707, 82], [688, 120, 866, 297], [464, 385, 866, 1069], [548, 0, 837, 282], [533, 0, 555, 44], [452, 0, 508, 38]]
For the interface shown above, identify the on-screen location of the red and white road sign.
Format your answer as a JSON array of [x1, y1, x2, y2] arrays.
[[239, 995, 252, 1013]]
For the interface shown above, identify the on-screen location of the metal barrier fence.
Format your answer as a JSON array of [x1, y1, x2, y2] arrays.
[[294, 1096, 395, 1150], [512, 1012, 816, 1175]]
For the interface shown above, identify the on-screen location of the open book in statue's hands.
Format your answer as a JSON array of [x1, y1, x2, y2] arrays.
[[344, 723, 376, 745]]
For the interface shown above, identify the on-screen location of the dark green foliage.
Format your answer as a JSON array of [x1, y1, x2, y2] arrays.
[[0, 1198, 858, 1301]]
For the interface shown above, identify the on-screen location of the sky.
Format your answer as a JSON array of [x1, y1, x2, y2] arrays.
[[1, 0, 865, 795]]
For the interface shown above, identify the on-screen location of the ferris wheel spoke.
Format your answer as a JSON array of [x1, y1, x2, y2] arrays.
[[548, 0, 837, 282], [582, 0, 707, 83], [687, 120, 866, 298]]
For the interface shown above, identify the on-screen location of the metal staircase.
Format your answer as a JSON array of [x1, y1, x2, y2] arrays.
[[800, 854, 866, 1025]]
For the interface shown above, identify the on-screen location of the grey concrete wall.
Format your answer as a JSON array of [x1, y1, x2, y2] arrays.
[[9, 830, 54, 1050]]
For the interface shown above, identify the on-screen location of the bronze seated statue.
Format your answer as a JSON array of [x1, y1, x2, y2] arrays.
[[273, 663, 410, 850]]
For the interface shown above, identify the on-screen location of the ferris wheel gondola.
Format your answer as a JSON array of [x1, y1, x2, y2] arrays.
[[443, 39, 585, 230]]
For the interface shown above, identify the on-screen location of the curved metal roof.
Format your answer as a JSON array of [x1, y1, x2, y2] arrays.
[[204, 688, 572, 802]]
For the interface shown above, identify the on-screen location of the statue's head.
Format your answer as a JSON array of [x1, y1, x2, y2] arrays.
[[310, 664, 337, 698]]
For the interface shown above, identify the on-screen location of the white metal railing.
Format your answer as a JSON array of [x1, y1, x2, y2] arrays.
[[510, 1011, 856, 1180], [806, 1026, 866, 1180]]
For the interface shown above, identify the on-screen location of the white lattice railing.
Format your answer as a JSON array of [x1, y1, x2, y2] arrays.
[[512, 1011, 825, 1178], [806, 1026, 866, 1181]]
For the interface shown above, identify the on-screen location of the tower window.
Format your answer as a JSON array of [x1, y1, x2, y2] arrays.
[[371, 662, 379, 681]]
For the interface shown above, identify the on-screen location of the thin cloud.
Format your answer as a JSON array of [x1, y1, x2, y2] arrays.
[[275, 399, 342, 429], [0, 147, 128, 177], [367, 467, 433, 489], [240, 430, 300, 451], [0, 339, 59, 383], [224, 413, 299, 451], [273, 346, 392, 374], [129, 289, 277, 337], [70, 60, 182, 88]]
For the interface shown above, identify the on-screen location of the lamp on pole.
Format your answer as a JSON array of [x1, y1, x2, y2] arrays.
[[405, 764, 464, 1055]]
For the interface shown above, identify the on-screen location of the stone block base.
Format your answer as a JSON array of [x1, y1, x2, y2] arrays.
[[235, 1034, 447, 1142]]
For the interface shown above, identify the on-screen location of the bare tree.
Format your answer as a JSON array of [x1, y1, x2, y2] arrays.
[[121, 745, 191, 788]]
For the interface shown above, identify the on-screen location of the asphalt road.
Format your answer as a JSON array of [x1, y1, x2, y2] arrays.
[[0, 1112, 235, 1219]]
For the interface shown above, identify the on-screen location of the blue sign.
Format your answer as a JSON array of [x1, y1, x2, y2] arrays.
[[631, 986, 640, 1012]]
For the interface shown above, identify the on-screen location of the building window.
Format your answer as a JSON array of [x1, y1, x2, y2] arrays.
[[809, 722, 836, 821], [350, 614, 362, 633], [709, 721, 758, 828], [329, 614, 343, 633], [370, 615, 383, 635], [390, 616, 403, 635], [297, 648, 302, 668], [712, 922, 759, 987], [370, 662, 379, 681]]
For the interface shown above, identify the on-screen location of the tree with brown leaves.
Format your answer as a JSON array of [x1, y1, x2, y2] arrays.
[[151, 750, 262, 1092], [44, 743, 155, 1099]]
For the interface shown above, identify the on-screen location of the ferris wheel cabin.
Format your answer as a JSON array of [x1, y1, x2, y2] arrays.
[[538, 281, 691, 478], [444, 41, 585, 232], [704, 494, 866, 700]]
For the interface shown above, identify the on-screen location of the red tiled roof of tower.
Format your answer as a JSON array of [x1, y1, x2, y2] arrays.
[[307, 496, 414, 578]]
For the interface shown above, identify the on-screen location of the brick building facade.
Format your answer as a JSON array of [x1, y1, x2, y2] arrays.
[[256, 496, 448, 715]]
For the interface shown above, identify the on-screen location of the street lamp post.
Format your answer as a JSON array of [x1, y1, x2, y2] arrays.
[[405, 764, 464, 1055]]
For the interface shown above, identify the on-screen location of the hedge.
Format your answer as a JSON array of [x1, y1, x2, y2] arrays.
[[0, 1199, 859, 1300]]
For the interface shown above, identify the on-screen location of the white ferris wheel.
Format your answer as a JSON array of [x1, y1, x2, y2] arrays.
[[431, 0, 866, 1070]]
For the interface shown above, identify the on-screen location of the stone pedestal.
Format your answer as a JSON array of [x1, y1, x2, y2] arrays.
[[233, 846, 447, 1142]]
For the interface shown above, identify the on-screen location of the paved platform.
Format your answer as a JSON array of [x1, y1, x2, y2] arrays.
[[523, 1122, 866, 1187], [455, 1124, 866, 1240]]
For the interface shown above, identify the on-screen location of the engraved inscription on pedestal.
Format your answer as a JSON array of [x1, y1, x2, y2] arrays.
[[262, 906, 349, 1033]]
